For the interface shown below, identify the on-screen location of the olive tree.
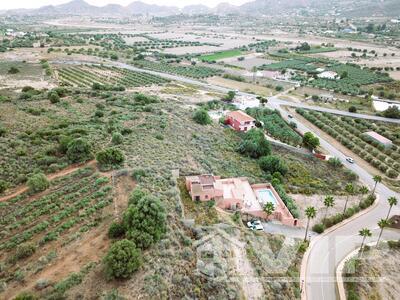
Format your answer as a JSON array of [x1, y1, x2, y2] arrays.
[[123, 195, 167, 249], [103, 239, 142, 279]]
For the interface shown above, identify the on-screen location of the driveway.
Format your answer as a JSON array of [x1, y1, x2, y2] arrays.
[[263, 221, 317, 239]]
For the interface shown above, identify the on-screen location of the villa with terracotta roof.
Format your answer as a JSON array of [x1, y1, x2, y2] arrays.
[[185, 175, 298, 226], [225, 110, 256, 132]]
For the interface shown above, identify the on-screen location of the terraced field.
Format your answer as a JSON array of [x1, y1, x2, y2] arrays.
[[132, 60, 222, 79], [0, 167, 112, 253], [56, 65, 169, 88]]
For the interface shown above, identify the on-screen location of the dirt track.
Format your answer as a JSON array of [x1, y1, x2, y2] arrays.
[[0, 160, 96, 203]]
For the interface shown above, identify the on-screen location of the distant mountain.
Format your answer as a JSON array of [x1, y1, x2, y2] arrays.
[[182, 5, 210, 15], [239, 0, 400, 17], [213, 2, 239, 15], [2, 0, 400, 17], [126, 1, 178, 15]]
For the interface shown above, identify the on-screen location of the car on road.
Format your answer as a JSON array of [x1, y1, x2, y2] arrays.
[[288, 114, 294, 119], [346, 157, 354, 164], [247, 220, 263, 231]]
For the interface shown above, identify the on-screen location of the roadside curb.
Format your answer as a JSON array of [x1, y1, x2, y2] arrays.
[[300, 194, 380, 300], [336, 241, 377, 300]]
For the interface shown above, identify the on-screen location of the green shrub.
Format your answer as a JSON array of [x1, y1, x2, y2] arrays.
[[0, 180, 8, 193], [13, 292, 38, 300], [108, 222, 126, 239], [259, 155, 288, 176], [192, 109, 212, 125], [27, 173, 49, 193], [103, 239, 142, 279], [237, 129, 271, 159], [131, 169, 146, 181], [328, 157, 343, 169], [124, 195, 166, 249], [303, 132, 320, 150], [8, 66, 20, 74], [0, 124, 6, 136], [15, 243, 36, 260], [128, 188, 147, 206], [387, 240, 400, 249], [66, 138, 92, 163], [312, 223, 325, 233], [96, 148, 125, 170], [112, 132, 124, 145], [48, 92, 60, 104], [347, 290, 360, 300]]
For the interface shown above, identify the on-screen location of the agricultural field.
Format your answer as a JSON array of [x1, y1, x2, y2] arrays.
[[309, 63, 393, 95], [296, 109, 400, 182], [246, 107, 302, 146], [260, 53, 393, 95], [199, 49, 243, 62], [132, 59, 222, 79], [56, 64, 169, 88], [0, 166, 114, 297], [122, 34, 216, 50]]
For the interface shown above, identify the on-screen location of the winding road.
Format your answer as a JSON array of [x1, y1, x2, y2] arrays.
[[53, 59, 400, 299], [270, 101, 400, 300]]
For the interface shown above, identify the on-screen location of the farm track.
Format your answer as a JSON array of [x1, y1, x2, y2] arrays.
[[0, 160, 96, 203]]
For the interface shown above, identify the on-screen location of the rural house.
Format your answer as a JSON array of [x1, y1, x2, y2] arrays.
[[226, 110, 256, 132], [185, 175, 298, 226]]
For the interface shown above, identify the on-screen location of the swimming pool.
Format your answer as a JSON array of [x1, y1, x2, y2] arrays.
[[257, 189, 278, 206]]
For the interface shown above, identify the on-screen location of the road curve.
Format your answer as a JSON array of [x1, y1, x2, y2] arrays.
[[270, 102, 400, 300]]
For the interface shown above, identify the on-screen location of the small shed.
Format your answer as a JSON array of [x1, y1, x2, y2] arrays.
[[363, 131, 393, 149]]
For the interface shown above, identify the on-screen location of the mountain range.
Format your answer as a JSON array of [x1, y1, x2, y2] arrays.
[[2, 0, 400, 17]]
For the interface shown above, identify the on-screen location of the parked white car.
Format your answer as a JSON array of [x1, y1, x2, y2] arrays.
[[247, 220, 263, 231]]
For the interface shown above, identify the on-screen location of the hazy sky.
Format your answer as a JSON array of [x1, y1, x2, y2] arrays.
[[1, 0, 252, 10]]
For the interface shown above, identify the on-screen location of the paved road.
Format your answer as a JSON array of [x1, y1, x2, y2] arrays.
[[271, 103, 400, 300], [53, 59, 400, 124], [269, 97, 400, 124], [54, 59, 400, 299]]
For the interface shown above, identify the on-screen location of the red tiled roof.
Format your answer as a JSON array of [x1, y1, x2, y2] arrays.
[[199, 175, 215, 185], [227, 110, 255, 123]]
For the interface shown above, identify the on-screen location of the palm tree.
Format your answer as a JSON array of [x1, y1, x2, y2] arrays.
[[304, 206, 317, 242], [263, 202, 275, 222], [386, 196, 398, 220], [359, 186, 369, 205], [343, 183, 354, 217], [323, 196, 335, 221], [376, 219, 390, 247], [371, 175, 382, 196], [358, 228, 372, 257]]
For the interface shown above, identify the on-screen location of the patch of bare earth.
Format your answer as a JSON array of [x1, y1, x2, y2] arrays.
[[347, 246, 400, 300], [232, 240, 264, 300], [290, 194, 362, 228]]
